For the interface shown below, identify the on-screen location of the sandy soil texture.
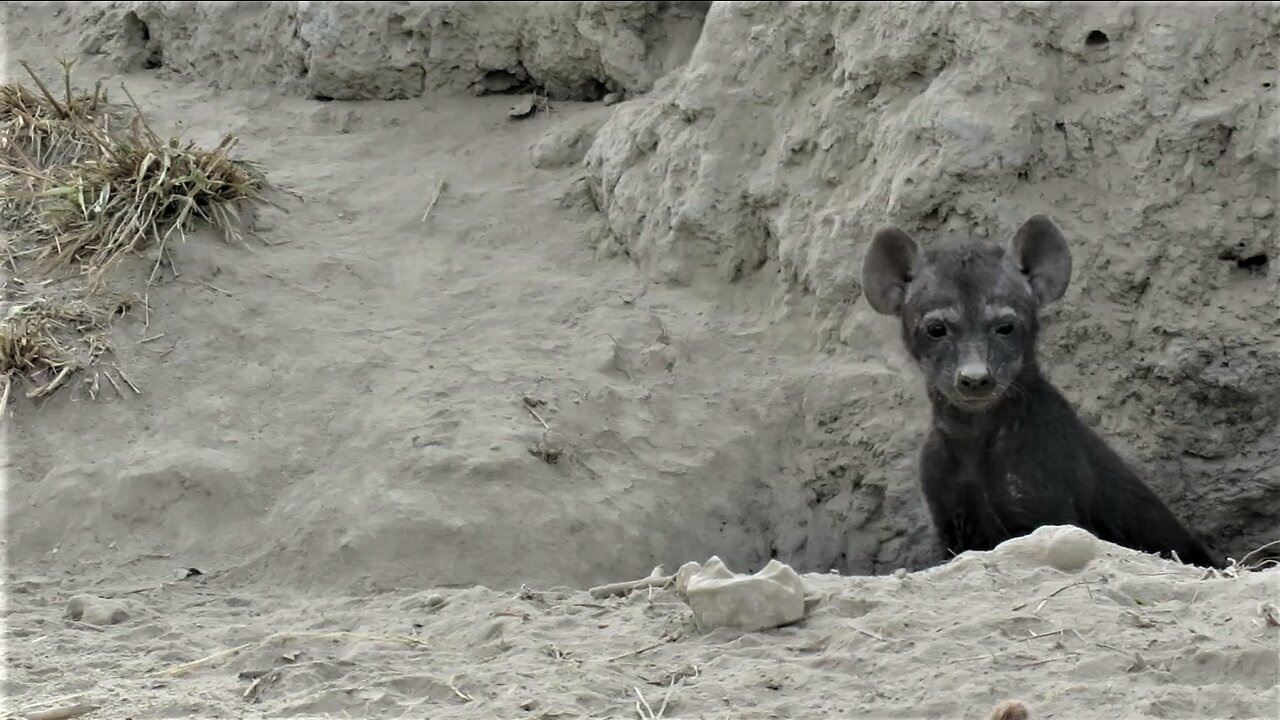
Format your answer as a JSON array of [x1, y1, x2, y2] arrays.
[[8, 527, 1279, 719], [4, 3, 1279, 719]]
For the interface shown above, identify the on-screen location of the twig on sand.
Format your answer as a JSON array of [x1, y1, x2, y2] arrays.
[[1019, 653, 1080, 668], [1235, 539, 1280, 571], [242, 667, 282, 703], [13, 693, 88, 717], [1010, 579, 1092, 613], [26, 364, 75, 399], [85, 369, 99, 400], [101, 368, 125, 398], [149, 631, 431, 678], [633, 686, 659, 720], [1260, 602, 1280, 627], [849, 624, 886, 642], [153, 640, 258, 677], [0, 374, 11, 420], [948, 653, 995, 664], [421, 178, 448, 223], [1033, 580, 1093, 613], [445, 675, 474, 703], [22, 703, 100, 720], [1025, 627, 1064, 641], [113, 366, 141, 395], [603, 638, 669, 663], [632, 676, 679, 720], [657, 677, 677, 719], [522, 398, 550, 430], [590, 566, 675, 600]]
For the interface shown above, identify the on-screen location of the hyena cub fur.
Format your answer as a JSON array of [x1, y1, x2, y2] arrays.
[[860, 214, 1219, 568]]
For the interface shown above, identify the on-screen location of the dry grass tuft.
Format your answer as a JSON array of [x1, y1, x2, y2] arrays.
[[0, 59, 276, 414], [0, 60, 271, 290], [0, 292, 136, 415]]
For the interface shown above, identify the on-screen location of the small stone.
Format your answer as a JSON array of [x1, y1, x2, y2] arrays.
[[530, 121, 601, 169], [675, 556, 806, 632], [336, 110, 362, 134], [990, 699, 1031, 720], [1250, 198, 1274, 219], [308, 107, 332, 129], [602, 92, 623, 106], [245, 89, 273, 111], [1044, 527, 1099, 572], [249, 207, 283, 234], [399, 592, 448, 612], [508, 95, 538, 120], [65, 595, 129, 626]]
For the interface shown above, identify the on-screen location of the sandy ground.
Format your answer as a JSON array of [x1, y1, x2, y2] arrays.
[[4, 12, 1280, 720], [7, 526, 1279, 719]]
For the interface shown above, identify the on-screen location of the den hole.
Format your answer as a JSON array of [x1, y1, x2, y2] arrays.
[[1085, 30, 1110, 48], [475, 67, 536, 96], [583, 79, 610, 103], [122, 11, 163, 71], [1219, 247, 1270, 273], [1235, 253, 1268, 272]]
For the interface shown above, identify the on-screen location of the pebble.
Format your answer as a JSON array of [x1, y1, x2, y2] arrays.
[[531, 122, 601, 169], [508, 95, 538, 119], [65, 595, 129, 626], [1044, 528, 1099, 573]]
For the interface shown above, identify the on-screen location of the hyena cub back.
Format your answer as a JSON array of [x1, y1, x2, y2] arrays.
[[860, 215, 1219, 568]]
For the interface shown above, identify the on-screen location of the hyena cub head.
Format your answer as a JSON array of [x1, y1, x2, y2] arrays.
[[860, 215, 1073, 412]]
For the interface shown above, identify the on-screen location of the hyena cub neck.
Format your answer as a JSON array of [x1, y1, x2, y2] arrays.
[[860, 215, 1219, 568]]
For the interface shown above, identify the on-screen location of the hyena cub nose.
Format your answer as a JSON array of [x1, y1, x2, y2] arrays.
[[955, 364, 994, 395]]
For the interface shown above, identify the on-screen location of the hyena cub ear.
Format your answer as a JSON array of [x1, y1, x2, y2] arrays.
[[1008, 215, 1072, 306], [861, 227, 921, 316]]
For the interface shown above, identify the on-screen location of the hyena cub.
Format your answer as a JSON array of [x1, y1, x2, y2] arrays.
[[860, 214, 1219, 568]]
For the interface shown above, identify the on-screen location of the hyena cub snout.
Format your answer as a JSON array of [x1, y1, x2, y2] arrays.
[[955, 354, 996, 397], [909, 296, 1037, 409], [927, 331, 1016, 409]]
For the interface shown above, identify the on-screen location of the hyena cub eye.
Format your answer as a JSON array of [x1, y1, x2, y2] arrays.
[[993, 321, 1015, 336], [925, 320, 948, 339]]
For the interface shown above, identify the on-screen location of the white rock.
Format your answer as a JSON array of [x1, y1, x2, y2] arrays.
[[532, 117, 607, 168], [65, 595, 130, 626], [986, 525, 1101, 573], [675, 556, 806, 633]]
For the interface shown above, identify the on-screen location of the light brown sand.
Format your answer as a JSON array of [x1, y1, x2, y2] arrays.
[[3, 10, 1279, 720], [9, 526, 1279, 719]]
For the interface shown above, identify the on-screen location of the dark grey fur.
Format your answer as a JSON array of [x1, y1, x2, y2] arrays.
[[861, 215, 1219, 568]]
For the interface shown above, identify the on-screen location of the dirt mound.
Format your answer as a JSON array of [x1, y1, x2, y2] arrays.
[[69, 1, 710, 101], [9, 526, 1279, 718], [585, 1, 1280, 566]]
